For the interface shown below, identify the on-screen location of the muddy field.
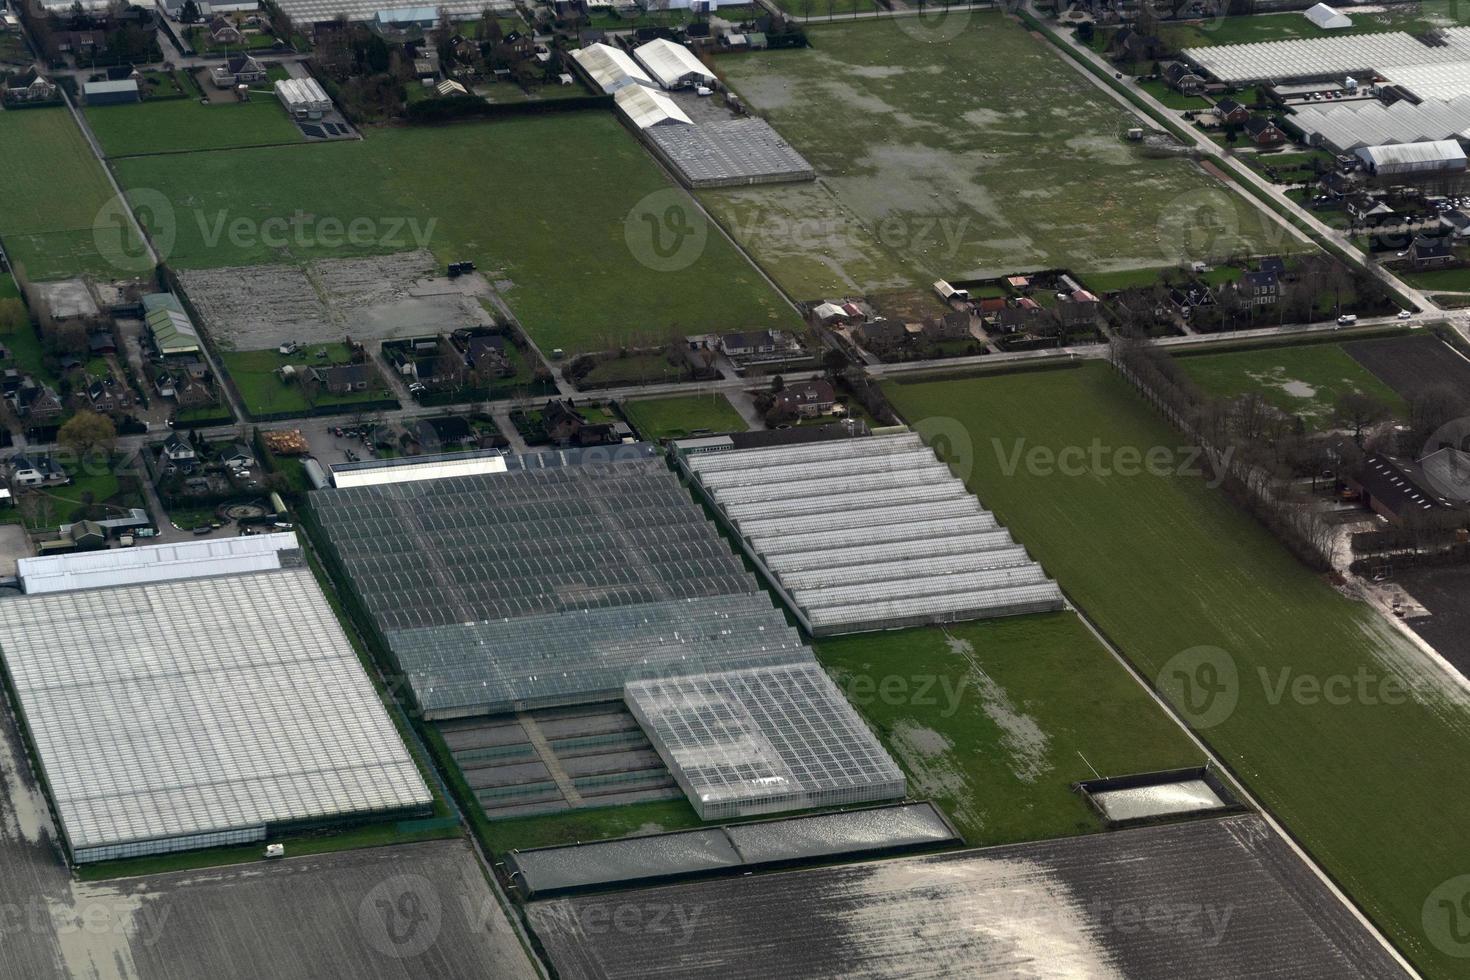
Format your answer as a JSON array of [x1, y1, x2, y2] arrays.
[[1344, 334, 1470, 401], [177, 251, 493, 350], [1387, 564, 1470, 680]]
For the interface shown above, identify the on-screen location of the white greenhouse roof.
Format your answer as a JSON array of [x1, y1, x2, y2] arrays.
[[0, 568, 431, 861], [1304, 3, 1351, 30], [571, 42, 653, 94], [681, 431, 1063, 635], [615, 84, 693, 129], [17, 532, 300, 594], [1184, 29, 1470, 84], [272, 0, 493, 22], [1379, 60, 1470, 101], [633, 37, 715, 89], [1290, 94, 1470, 152], [274, 76, 330, 107], [625, 662, 906, 820]]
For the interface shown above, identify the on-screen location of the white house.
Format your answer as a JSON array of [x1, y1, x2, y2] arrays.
[[162, 433, 198, 464], [8, 455, 67, 488], [633, 38, 715, 90]]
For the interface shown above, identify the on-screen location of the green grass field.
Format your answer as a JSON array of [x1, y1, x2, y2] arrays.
[[622, 393, 748, 440], [220, 346, 393, 417], [703, 15, 1286, 300], [111, 114, 795, 353], [0, 108, 143, 281], [1174, 342, 1408, 425], [86, 98, 303, 157], [886, 363, 1470, 977], [817, 614, 1202, 845]]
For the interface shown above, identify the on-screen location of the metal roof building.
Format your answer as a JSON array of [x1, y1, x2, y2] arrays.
[[387, 594, 813, 718], [625, 662, 906, 820], [1355, 139, 1468, 175], [142, 293, 200, 356], [1184, 30, 1470, 84], [633, 38, 715, 90], [570, 42, 653, 94], [614, 84, 693, 129], [0, 568, 431, 863], [82, 79, 140, 105], [680, 432, 1064, 635], [271, 0, 494, 24], [1304, 2, 1351, 29], [329, 448, 510, 488], [17, 532, 300, 594], [643, 117, 817, 188]]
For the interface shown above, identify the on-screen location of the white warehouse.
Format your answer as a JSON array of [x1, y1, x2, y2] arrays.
[[634, 38, 716, 90], [571, 41, 653, 94], [275, 77, 332, 119]]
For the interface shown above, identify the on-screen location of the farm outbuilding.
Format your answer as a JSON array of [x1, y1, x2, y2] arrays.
[[1355, 139, 1468, 175], [82, 79, 140, 105], [0, 567, 431, 863], [633, 38, 716, 90], [570, 41, 653, 94], [1304, 3, 1351, 29], [615, 83, 693, 129]]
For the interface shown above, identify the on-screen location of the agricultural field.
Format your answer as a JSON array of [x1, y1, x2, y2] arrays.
[[111, 113, 794, 353], [1175, 340, 1408, 426], [0, 107, 143, 281], [885, 363, 1470, 977], [622, 393, 749, 440], [816, 614, 1202, 846], [1345, 333, 1470, 402], [86, 98, 303, 157], [704, 15, 1287, 301]]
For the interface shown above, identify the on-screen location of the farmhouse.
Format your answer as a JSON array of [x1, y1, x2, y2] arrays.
[[309, 362, 375, 394], [720, 330, 779, 356], [1236, 269, 1280, 307], [634, 38, 715, 90], [3, 68, 58, 103], [1163, 61, 1204, 94], [211, 53, 267, 88], [1244, 116, 1287, 147], [772, 378, 837, 419], [1213, 99, 1250, 127], [1408, 234, 1456, 270]]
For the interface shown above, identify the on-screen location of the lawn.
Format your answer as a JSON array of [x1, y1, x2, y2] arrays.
[[885, 363, 1470, 978], [622, 393, 748, 440], [111, 113, 794, 353], [86, 98, 303, 157], [480, 799, 703, 853], [220, 346, 394, 418], [19, 469, 123, 530], [1397, 265, 1470, 291], [0, 108, 144, 281], [1174, 341, 1408, 426], [702, 15, 1285, 300], [1137, 77, 1209, 110], [817, 614, 1203, 846]]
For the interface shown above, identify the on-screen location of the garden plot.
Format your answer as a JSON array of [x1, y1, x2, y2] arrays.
[[177, 250, 492, 350]]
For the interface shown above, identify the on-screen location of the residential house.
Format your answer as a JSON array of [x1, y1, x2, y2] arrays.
[[997, 300, 1044, 334], [1109, 27, 1164, 65], [1441, 209, 1470, 239], [719, 330, 777, 357], [83, 378, 122, 415], [12, 381, 63, 425], [8, 454, 67, 487], [465, 335, 512, 377], [222, 443, 256, 469], [1163, 62, 1204, 94], [211, 54, 267, 88], [1244, 116, 1287, 147], [209, 15, 243, 44], [854, 319, 906, 350], [772, 379, 837, 419], [1057, 289, 1101, 329], [1212, 98, 1250, 127], [2, 68, 58, 104], [174, 377, 217, 410], [1237, 270, 1280, 307], [1409, 235, 1456, 271], [542, 400, 615, 446], [309, 363, 374, 395], [161, 432, 197, 464], [920, 311, 973, 342]]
